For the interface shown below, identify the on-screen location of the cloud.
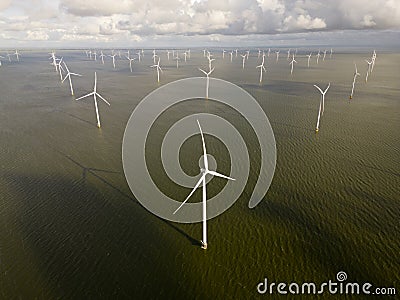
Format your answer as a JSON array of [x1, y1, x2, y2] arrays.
[[26, 30, 49, 40], [59, 0, 136, 17], [0, 0, 399, 46], [0, 0, 11, 11], [281, 14, 326, 31]]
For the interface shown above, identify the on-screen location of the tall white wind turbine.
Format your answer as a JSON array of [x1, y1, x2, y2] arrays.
[[14, 49, 20, 61], [150, 57, 162, 83], [241, 54, 247, 69], [62, 62, 82, 96], [316, 51, 321, 64], [99, 51, 105, 64], [275, 50, 280, 62], [55, 57, 65, 81], [75, 72, 110, 128], [126, 56, 136, 73], [109, 53, 117, 68], [306, 52, 312, 67], [313, 83, 330, 133], [198, 67, 214, 99], [289, 54, 297, 75], [314, 82, 330, 117], [256, 57, 266, 83], [174, 55, 181, 69], [173, 120, 235, 249], [365, 59, 372, 82], [350, 63, 360, 99]]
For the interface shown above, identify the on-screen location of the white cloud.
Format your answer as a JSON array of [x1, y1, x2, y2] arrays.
[[282, 14, 326, 31], [360, 15, 376, 28], [26, 30, 49, 40], [0, 0, 11, 11], [0, 0, 399, 46]]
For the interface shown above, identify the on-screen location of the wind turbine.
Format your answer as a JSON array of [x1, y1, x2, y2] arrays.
[[167, 50, 171, 61], [75, 72, 110, 128], [136, 50, 142, 62], [222, 49, 226, 59], [183, 52, 188, 62], [0, 55, 4, 66], [289, 54, 297, 75], [371, 50, 377, 72], [230, 51, 233, 62], [92, 51, 97, 61], [241, 54, 247, 69], [198, 67, 214, 99], [314, 82, 330, 116], [330, 48, 333, 59], [306, 52, 312, 67], [49, 52, 58, 71], [150, 57, 162, 83], [55, 57, 64, 81], [62, 62, 82, 96], [256, 57, 266, 83], [152, 50, 157, 64], [99, 51, 105, 64], [365, 59, 372, 82], [235, 49, 238, 57], [207, 55, 215, 71], [126, 56, 136, 73], [173, 120, 235, 249], [323, 49, 327, 61], [313, 83, 330, 133], [174, 55, 181, 69], [350, 63, 360, 99], [275, 50, 280, 62], [109, 53, 117, 68], [6, 52, 12, 62], [316, 51, 321, 64], [14, 49, 20, 61], [287, 49, 291, 60]]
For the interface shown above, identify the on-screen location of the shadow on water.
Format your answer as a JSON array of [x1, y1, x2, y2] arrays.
[[4, 171, 205, 299], [51, 109, 97, 127], [54, 149, 201, 247]]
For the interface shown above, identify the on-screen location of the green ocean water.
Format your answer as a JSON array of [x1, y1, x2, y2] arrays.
[[0, 49, 399, 299]]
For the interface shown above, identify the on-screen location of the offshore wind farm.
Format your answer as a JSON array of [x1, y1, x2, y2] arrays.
[[1, 0, 400, 298], [0, 46, 399, 298]]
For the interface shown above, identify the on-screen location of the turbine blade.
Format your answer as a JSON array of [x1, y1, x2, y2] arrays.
[[313, 84, 323, 94], [61, 74, 70, 83], [197, 120, 208, 170], [96, 93, 111, 105], [75, 92, 94, 101], [324, 83, 331, 93], [207, 170, 235, 181], [173, 174, 205, 214]]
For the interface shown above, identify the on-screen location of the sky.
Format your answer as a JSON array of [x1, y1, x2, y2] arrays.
[[0, 0, 400, 48]]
